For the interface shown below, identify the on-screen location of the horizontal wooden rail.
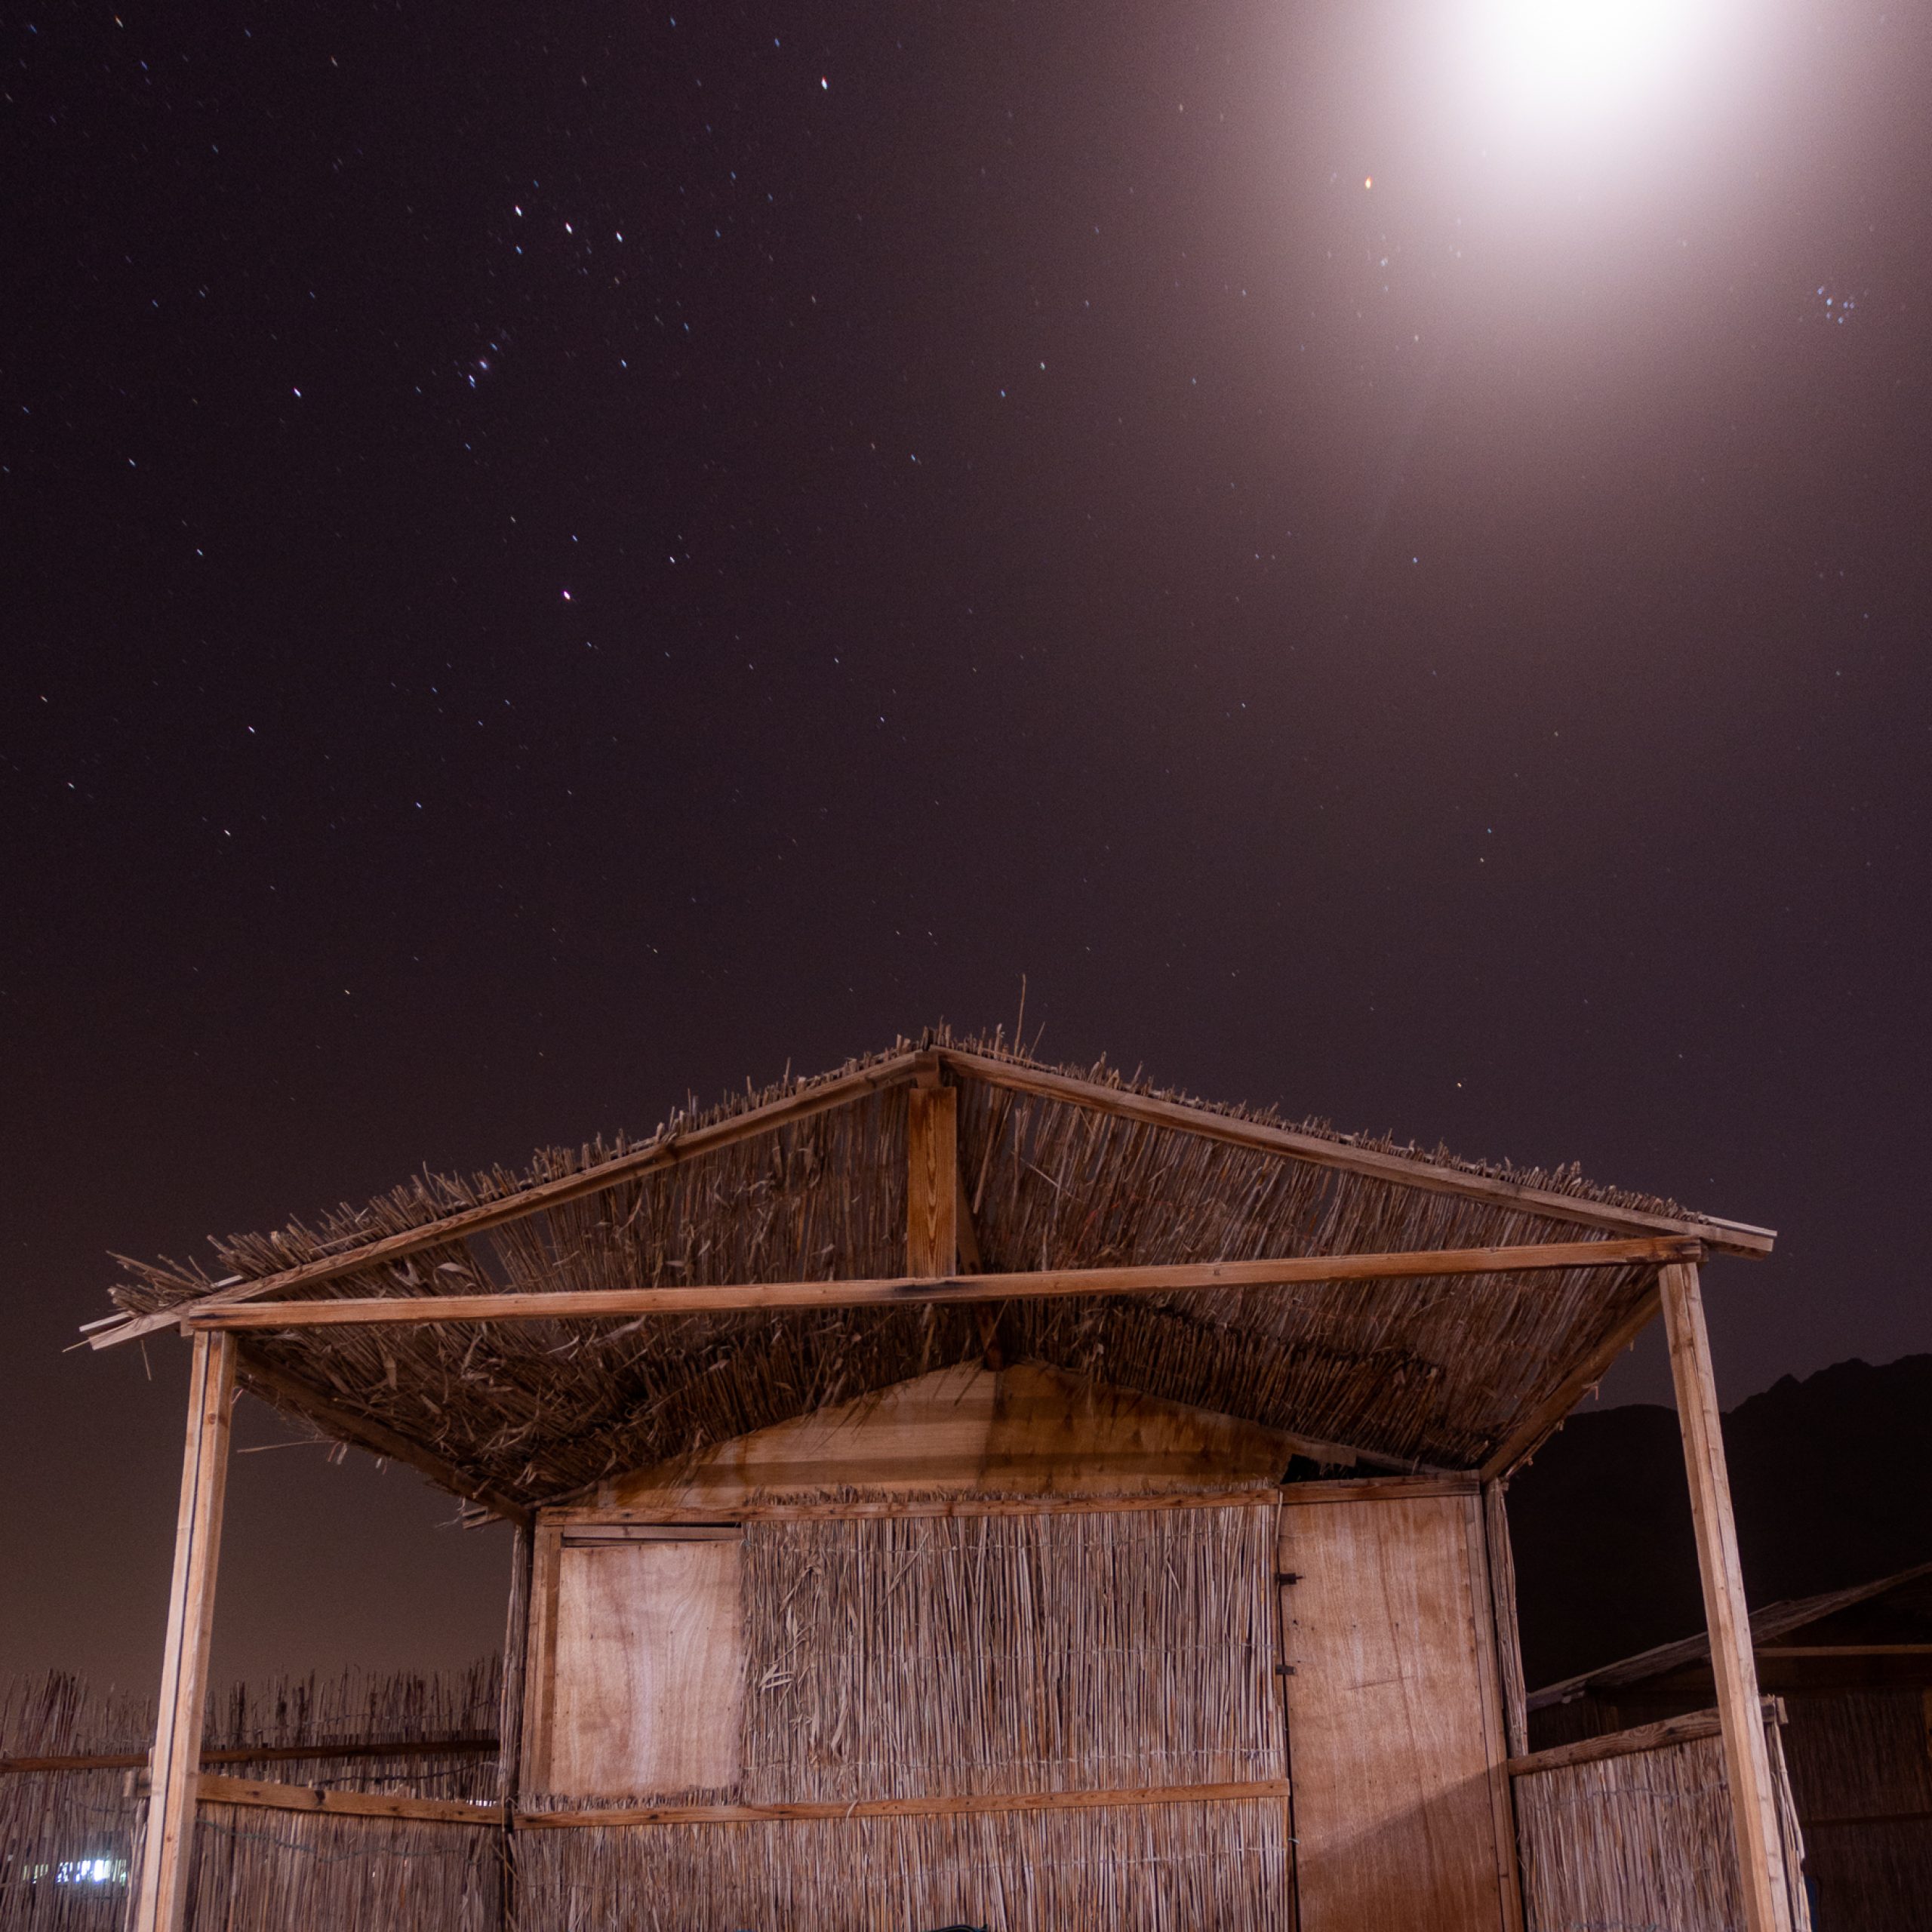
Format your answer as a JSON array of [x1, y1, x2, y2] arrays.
[[190, 1774, 505, 1825], [518, 1777, 1294, 1829], [544, 1485, 1290, 1528], [173, 1770, 1294, 1830], [1, 1736, 498, 1776], [1506, 1697, 1783, 1778], [179, 1237, 1700, 1332]]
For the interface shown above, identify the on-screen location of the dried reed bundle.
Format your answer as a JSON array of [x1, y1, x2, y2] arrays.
[[737, 1503, 1283, 1805], [0, 1675, 152, 1931], [1515, 1730, 1745, 1930], [185, 1805, 497, 1932], [1515, 1720, 1813, 1932], [200, 1660, 501, 1798], [516, 1797, 1292, 1932], [1780, 1689, 1930, 1930]]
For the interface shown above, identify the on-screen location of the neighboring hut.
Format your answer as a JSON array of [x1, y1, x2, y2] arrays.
[[1531, 1560, 1932, 1930], [88, 1032, 1809, 1932]]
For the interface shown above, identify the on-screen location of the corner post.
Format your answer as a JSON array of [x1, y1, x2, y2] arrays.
[[132, 1331, 236, 1932], [1658, 1262, 1790, 1931]]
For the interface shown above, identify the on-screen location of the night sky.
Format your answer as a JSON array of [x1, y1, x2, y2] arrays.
[[5, 1, 1929, 1688]]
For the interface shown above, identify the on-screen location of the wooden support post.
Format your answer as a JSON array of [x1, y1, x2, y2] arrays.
[[1660, 1262, 1791, 1932], [906, 1084, 958, 1278], [496, 1523, 534, 1930], [133, 1331, 236, 1932], [1483, 1480, 1530, 1760]]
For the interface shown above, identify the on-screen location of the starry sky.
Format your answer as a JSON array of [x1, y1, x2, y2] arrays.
[[5, 0, 1930, 1685]]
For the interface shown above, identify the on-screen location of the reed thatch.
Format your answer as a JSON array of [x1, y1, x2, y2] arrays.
[[515, 1800, 1292, 1932], [1513, 1719, 1812, 1932], [0, 1664, 500, 1932], [100, 1029, 1712, 1508], [1780, 1689, 1932, 1932], [0, 1675, 149, 1930]]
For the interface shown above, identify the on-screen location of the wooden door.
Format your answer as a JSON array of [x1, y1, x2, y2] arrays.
[[1279, 1488, 1520, 1932]]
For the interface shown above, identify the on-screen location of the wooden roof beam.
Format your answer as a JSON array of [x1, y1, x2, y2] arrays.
[[177, 1236, 1699, 1333]]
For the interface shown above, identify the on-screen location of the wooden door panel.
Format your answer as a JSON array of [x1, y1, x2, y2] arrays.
[[1281, 1492, 1511, 1932]]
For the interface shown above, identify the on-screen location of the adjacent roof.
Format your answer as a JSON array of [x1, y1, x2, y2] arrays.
[[94, 1029, 1771, 1514], [1528, 1560, 1932, 1709]]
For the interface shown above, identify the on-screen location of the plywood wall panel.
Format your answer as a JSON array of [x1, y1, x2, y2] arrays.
[[545, 1539, 743, 1798], [1279, 1491, 1510, 1932]]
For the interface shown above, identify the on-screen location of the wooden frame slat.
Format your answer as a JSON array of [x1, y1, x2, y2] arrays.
[[178, 1238, 1700, 1333]]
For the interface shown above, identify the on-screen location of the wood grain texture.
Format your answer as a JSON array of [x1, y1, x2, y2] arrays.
[[192, 1774, 504, 1825], [542, 1539, 744, 1798], [595, 1361, 1315, 1510], [518, 1777, 1294, 1829], [906, 1084, 958, 1277], [1483, 1481, 1530, 1759], [1660, 1262, 1793, 1932], [180, 1237, 1703, 1330], [132, 1331, 235, 1932], [1278, 1491, 1511, 1932]]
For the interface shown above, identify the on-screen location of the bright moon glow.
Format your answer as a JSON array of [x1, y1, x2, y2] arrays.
[[1467, 0, 1712, 131]]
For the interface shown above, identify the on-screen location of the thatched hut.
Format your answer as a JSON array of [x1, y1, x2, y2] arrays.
[[1531, 1559, 1932, 1930], [88, 1032, 1811, 1931]]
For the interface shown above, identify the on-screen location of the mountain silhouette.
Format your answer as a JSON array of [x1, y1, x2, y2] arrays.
[[1507, 1354, 1932, 1690]]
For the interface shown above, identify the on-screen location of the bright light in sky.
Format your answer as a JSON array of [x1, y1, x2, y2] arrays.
[[1464, 0, 1718, 134]]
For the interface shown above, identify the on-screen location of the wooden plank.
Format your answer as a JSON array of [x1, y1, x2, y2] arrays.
[[2, 1738, 497, 1774], [1660, 1262, 1792, 1932], [937, 1047, 1777, 1257], [1480, 1280, 1663, 1480], [181, 1236, 1703, 1331], [1464, 1492, 1527, 1932], [91, 1049, 929, 1348], [543, 1485, 1284, 1527], [515, 1777, 1294, 1829], [591, 1361, 1366, 1512], [519, 1523, 564, 1797], [1506, 1697, 1784, 1777], [1483, 1481, 1530, 1758], [542, 1538, 744, 1798], [1278, 1490, 1512, 1932], [193, 1774, 505, 1825], [235, 1345, 533, 1527], [906, 1085, 958, 1276], [1275, 1475, 1478, 1506], [132, 1332, 235, 1932]]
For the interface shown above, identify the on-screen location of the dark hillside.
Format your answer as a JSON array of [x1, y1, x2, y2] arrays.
[[1509, 1354, 1932, 1689]]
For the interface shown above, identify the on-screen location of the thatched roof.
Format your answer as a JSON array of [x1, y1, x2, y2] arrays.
[[94, 1029, 1770, 1512]]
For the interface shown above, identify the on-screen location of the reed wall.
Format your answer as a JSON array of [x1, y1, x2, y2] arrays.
[[1514, 1719, 1812, 1932]]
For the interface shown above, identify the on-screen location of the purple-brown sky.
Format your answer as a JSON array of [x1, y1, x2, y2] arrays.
[[5, 0, 1930, 1688]]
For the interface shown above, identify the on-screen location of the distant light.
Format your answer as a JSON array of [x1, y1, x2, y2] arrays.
[[1466, 0, 1714, 131], [1364, 176, 1373, 189]]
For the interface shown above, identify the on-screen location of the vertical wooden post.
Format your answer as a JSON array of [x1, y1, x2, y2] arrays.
[[496, 1522, 534, 1930], [1482, 1479, 1530, 1760], [906, 1081, 958, 1278], [133, 1331, 235, 1932], [1660, 1262, 1791, 1932]]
